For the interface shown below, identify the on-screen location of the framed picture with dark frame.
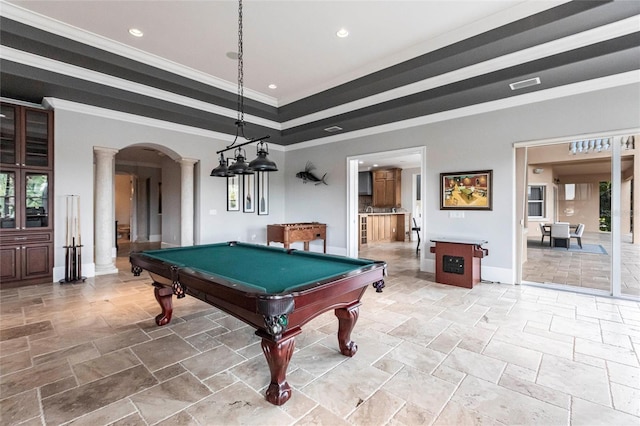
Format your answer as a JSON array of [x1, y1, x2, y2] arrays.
[[227, 174, 240, 211], [440, 170, 492, 210], [243, 174, 255, 213], [257, 171, 269, 215]]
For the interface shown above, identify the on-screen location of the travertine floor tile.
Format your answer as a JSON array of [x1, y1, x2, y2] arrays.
[[537, 354, 611, 406], [1, 242, 639, 425], [452, 375, 568, 425]]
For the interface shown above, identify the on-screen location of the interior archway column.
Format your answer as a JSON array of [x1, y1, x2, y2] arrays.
[[94, 147, 119, 275], [180, 158, 198, 247]]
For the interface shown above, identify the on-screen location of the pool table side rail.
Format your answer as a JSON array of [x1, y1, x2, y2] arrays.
[[179, 262, 384, 335], [130, 248, 385, 296]]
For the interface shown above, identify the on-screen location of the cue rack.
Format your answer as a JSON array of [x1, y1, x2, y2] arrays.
[[60, 195, 86, 283]]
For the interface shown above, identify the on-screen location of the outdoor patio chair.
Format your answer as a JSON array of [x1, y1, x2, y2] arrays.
[[570, 223, 585, 249], [539, 223, 551, 246], [551, 223, 570, 249]]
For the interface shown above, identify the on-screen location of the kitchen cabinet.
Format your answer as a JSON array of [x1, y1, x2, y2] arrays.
[[372, 168, 401, 207], [0, 102, 54, 287], [359, 213, 410, 246]]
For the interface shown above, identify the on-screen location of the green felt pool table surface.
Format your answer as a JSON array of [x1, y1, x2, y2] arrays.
[[138, 241, 377, 293]]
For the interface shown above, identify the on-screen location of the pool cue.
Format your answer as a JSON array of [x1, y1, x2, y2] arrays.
[[64, 196, 70, 282], [77, 196, 82, 280]]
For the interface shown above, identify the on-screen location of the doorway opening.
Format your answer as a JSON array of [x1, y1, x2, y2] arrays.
[[346, 146, 427, 271], [516, 132, 638, 299], [114, 146, 170, 258]]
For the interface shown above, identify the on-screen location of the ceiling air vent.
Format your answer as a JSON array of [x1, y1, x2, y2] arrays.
[[324, 125, 343, 133], [509, 77, 541, 91]]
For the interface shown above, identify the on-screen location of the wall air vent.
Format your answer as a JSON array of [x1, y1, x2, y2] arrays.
[[509, 77, 541, 91], [324, 126, 343, 132]]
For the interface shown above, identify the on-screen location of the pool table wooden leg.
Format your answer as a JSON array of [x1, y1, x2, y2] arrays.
[[335, 304, 360, 357], [260, 329, 301, 406], [153, 284, 174, 326]]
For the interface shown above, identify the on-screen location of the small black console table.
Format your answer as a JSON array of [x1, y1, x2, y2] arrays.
[[430, 237, 488, 289]]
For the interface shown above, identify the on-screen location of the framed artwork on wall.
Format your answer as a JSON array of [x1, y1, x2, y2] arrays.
[[257, 171, 269, 215], [440, 170, 492, 210], [243, 174, 255, 213], [227, 174, 240, 211]]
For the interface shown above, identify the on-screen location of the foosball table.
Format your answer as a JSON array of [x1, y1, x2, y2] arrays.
[[267, 222, 327, 252]]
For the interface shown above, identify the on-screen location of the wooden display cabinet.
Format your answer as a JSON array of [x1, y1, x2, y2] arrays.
[[0, 102, 54, 287]]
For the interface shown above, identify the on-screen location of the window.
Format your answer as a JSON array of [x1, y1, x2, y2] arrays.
[[528, 185, 545, 218]]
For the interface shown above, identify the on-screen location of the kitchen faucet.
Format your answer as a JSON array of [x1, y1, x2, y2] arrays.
[[365, 206, 373, 213]]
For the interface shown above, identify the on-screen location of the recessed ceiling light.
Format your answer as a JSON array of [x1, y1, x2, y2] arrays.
[[358, 161, 364, 164], [373, 164, 379, 167], [128, 28, 144, 38], [336, 28, 349, 38], [268, 84, 277, 90], [324, 125, 343, 132]]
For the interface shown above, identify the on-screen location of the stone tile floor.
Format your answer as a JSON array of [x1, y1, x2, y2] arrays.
[[523, 231, 640, 297], [1, 242, 639, 425]]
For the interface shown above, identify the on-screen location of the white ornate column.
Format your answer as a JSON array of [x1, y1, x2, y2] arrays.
[[180, 158, 198, 246], [94, 147, 119, 275]]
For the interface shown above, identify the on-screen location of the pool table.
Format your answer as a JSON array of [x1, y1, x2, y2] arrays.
[[130, 241, 385, 405]]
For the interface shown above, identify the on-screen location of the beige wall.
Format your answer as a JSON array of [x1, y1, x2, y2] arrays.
[[556, 175, 608, 232]]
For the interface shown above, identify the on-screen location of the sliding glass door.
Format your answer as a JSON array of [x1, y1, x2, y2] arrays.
[[519, 133, 638, 299]]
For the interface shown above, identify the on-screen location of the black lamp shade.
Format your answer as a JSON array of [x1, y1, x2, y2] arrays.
[[248, 142, 278, 172], [228, 152, 254, 175], [210, 155, 234, 177], [249, 151, 278, 171]]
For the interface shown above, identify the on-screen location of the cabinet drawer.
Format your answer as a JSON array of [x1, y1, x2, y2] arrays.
[[0, 232, 52, 244]]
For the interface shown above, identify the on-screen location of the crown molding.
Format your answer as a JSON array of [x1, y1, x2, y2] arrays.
[[0, 0, 278, 107], [42, 97, 286, 152], [2, 46, 281, 131], [284, 71, 640, 152], [281, 15, 640, 130]]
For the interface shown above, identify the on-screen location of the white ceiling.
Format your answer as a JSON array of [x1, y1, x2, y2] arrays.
[[7, 0, 566, 106]]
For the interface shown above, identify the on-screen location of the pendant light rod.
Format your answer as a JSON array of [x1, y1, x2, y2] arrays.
[[216, 135, 270, 155]]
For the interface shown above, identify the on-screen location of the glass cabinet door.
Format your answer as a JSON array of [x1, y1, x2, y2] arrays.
[[0, 170, 17, 229], [0, 105, 18, 166], [24, 110, 50, 168], [24, 172, 49, 228]]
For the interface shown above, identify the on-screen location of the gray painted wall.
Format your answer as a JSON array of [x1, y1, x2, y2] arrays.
[[52, 106, 286, 280], [282, 84, 640, 283], [50, 83, 639, 282]]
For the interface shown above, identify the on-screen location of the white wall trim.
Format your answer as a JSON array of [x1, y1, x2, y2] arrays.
[[284, 71, 640, 152], [1, 46, 281, 130], [281, 15, 640, 130], [42, 97, 287, 151], [1, 1, 278, 107]]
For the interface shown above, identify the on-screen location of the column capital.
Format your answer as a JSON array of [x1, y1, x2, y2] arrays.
[[178, 157, 199, 167], [94, 146, 120, 158]]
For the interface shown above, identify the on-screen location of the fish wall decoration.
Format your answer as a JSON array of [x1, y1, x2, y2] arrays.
[[296, 162, 328, 185]]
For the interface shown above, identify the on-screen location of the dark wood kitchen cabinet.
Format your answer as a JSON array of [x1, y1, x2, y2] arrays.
[[0, 102, 54, 287]]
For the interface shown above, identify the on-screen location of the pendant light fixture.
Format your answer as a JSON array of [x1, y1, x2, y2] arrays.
[[211, 0, 278, 177]]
